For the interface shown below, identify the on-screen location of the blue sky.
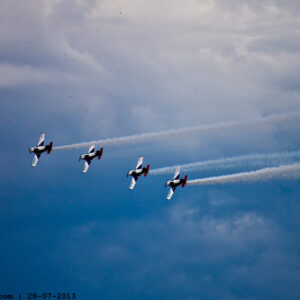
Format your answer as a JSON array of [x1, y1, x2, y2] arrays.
[[1, 0, 300, 299]]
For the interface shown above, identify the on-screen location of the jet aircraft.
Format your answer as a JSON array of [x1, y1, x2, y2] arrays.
[[79, 145, 103, 173], [29, 133, 53, 167], [127, 156, 150, 190], [165, 167, 187, 200]]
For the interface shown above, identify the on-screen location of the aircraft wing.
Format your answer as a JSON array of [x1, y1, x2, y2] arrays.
[[166, 187, 176, 200], [173, 167, 180, 180], [136, 156, 143, 169], [37, 133, 45, 146], [82, 161, 91, 173], [88, 145, 95, 153], [32, 153, 40, 167], [129, 176, 138, 190]]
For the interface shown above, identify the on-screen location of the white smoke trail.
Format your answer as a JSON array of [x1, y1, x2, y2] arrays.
[[53, 111, 299, 151], [186, 163, 300, 186], [149, 151, 300, 175]]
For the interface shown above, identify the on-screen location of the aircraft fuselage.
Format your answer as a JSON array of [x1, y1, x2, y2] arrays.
[[79, 147, 103, 162], [128, 168, 146, 177], [29, 141, 52, 155], [166, 179, 183, 188], [166, 174, 187, 188], [29, 146, 47, 154], [80, 153, 97, 161]]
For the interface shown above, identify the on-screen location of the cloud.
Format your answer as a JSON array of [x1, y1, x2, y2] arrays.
[[0, 63, 63, 87], [1, 2, 300, 298], [1, 0, 300, 135], [55, 200, 300, 298]]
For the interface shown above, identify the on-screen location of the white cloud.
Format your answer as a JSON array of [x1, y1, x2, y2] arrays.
[[1, 0, 300, 150]]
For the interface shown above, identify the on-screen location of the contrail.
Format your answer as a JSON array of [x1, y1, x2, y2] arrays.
[[53, 111, 299, 151], [186, 163, 300, 186], [149, 151, 300, 175]]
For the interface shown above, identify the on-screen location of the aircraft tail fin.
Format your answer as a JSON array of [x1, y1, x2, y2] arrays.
[[47, 142, 53, 154], [182, 175, 188, 188], [144, 164, 150, 176], [97, 147, 103, 159]]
